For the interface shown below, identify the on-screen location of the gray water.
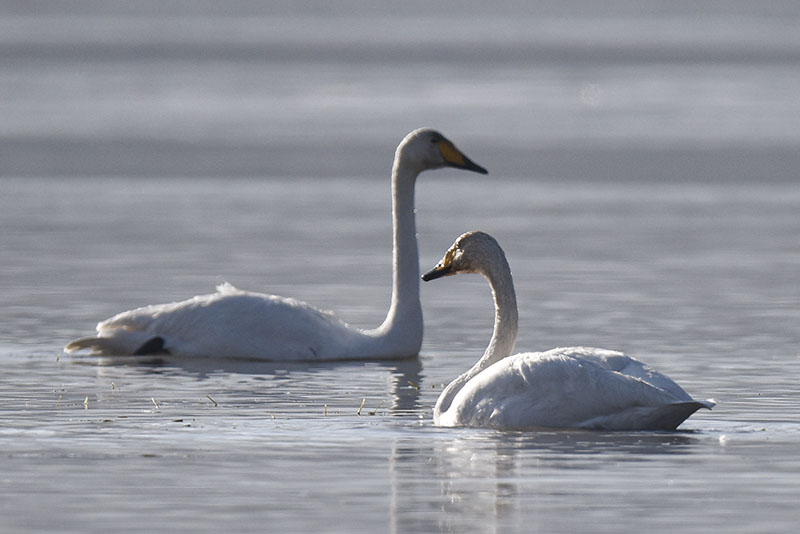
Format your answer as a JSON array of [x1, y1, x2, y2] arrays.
[[1, 2, 800, 533]]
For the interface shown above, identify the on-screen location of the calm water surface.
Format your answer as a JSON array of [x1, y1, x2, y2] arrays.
[[0, 177, 798, 533], [2, 1, 800, 532]]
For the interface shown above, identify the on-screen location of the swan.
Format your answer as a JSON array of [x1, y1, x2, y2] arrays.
[[64, 129, 487, 360], [422, 231, 714, 431]]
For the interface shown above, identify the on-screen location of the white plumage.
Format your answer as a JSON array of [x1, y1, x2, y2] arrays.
[[423, 231, 714, 430], [65, 129, 487, 361]]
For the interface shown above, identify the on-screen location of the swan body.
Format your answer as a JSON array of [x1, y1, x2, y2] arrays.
[[423, 231, 714, 430], [65, 129, 487, 361]]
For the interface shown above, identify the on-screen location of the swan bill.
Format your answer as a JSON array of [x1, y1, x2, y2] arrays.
[[437, 140, 488, 174], [422, 263, 454, 281], [422, 238, 460, 281]]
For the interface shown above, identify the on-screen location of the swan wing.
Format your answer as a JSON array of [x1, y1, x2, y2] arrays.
[[541, 346, 696, 402], [445, 352, 710, 430], [66, 284, 360, 360]]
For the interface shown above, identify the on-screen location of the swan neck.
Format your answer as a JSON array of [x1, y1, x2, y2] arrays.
[[435, 251, 518, 422], [374, 161, 423, 352], [482, 265, 519, 366]]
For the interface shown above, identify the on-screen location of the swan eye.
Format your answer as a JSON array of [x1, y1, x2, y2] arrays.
[[429, 133, 445, 144]]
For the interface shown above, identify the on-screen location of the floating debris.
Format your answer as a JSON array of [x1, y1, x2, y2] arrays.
[[206, 394, 218, 407], [84, 396, 89, 410], [357, 398, 366, 416], [151, 397, 160, 410], [323, 404, 328, 416], [368, 400, 385, 416], [407, 380, 420, 390]]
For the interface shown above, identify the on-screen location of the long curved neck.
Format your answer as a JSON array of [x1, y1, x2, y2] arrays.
[[434, 252, 518, 422], [482, 264, 518, 366], [371, 159, 423, 354]]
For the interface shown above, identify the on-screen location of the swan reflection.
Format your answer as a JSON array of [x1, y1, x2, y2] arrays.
[[391, 429, 703, 533], [83, 354, 423, 415]]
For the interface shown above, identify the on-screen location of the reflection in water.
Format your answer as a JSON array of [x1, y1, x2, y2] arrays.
[[390, 429, 703, 533], [78, 354, 424, 415], [386, 359, 425, 415]]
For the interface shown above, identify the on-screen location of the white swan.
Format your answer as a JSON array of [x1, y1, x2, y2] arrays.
[[65, 129, 487, 360], [423, 231, 714, 431]]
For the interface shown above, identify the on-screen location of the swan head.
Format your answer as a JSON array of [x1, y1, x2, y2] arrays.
[[395, 128, 488, 175], [422, 231, 502, 281]]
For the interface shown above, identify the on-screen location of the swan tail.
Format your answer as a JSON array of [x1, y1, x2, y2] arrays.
[[646, 400, 714, 431], [65, 336, 128, 354], [64, 332, 166, 356]]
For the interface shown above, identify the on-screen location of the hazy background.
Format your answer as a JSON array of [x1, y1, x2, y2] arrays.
[[2, 0, 799, 181]]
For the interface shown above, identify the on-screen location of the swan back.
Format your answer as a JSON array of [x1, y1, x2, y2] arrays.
[[440, 348, 712, 430]]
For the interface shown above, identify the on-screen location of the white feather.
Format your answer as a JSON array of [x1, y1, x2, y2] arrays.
[[426, 231, 714, 431]]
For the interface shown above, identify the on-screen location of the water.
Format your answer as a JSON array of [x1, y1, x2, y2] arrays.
[[1, 2, 800, 533]]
